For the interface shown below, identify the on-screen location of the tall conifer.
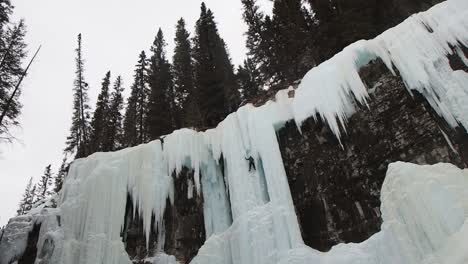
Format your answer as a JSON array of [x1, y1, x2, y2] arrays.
[[90, 71, 111, 152], [54, 157, 68, 194], [270, 0, 312, 83], [65, 34, 91, 158], [123, 51, 149, 147], [0, 18, 26, 140], [17, 177, 33, 215], [237, 58, 262, 102], [105, 76, 124, 151], [37, 164, 52, 201], [147, 28, 174, 140], [173, 18, 201, 128], [193, 3, 240, 127], [240, 0, 270, 83]]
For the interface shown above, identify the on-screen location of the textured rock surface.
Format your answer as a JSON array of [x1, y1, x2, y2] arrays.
[[17, 224, 40, 264], [163, 168, 205, 263], [277, 58, 468, 252], [123, 168, 205, 263]]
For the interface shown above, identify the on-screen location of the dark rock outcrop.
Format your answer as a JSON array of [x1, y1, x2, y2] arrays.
[[278, 58, 468, 252], [163, 168, 205, 263], [17, 224, 41, 264], [123, 168, 205, 263], [122, 196, 159, 261]]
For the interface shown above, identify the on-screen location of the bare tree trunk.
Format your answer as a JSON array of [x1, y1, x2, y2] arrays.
[[0, 45, 41, 129], [76, 34, 89, 156]]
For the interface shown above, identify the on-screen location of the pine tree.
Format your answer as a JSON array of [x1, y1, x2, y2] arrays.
[[240, 0, 270, 83], [0, 18, 26, 140], [37, 164, 52, 201], [90, 71, 111, 153], [270, 0, 313, 83], [237, 58, 262, 102], [147, 28, 174, 140], [65, 34, 91, 158], [241, 0, 264, 59], [193, 3, 240, 127], [104, 76, 124, 151], [54, 157, 68, 194], [123, 51, 149, 147], [307, 0, 336, 22], [17, 177, 33, 215], [241, 0, 316, 85], [173, 18, 201, 128], [30, 184, 38, 205], [0, 0, 12, 29]]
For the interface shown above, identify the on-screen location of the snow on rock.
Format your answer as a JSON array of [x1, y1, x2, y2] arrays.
[[0, 196, 61, 264], [294, 0, 468, 141], [143, 253, 178, 264], [278, 163, 468, 264], [0, 215, 33, 264]]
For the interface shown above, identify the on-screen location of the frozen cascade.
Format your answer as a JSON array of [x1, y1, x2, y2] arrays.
[[30, 86, 299, 264], [278, 162, 468, 264], [0, 198, 63, 264], [294, 0, 468, 141], [1, 0, 468, 263]]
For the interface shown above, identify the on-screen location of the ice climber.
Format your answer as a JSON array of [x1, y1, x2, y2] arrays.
[[245, 156, 256, 172]]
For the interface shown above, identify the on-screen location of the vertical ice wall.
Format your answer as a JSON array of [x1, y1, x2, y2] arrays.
[[278, 163, 468, 264], [52, 87, 301, 264]]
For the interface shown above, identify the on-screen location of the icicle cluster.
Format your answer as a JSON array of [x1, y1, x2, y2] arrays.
[[294, 0, 468, 141]]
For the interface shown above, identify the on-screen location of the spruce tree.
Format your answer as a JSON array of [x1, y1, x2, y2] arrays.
[[37, 164, 52, 201], [193, 3, 240, 127], [30, 184, 37, 205], [54, 157, 68, 194], [242, 0, 316, 85], [220, 39, 241, 113], [147, 28, 174, 140], [237, 58, 262, 102], [241, 0, 264, 60], [240, 0, 270, 83], [0, 18, 26, 140], [65, 34, 91, 158], [123, 51, 149, 147], [308, 0, 336, 22], [90, 71, 111, 152], [105, 76, 124, 151], [270, 0, 312, 83], [0, 0, 12, 28], [17, 177, 34, 215], [173, 18, 201, 128]]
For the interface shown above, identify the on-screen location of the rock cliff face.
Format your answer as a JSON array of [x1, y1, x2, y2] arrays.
[[17, 224, 40, 264], [278, 58, 468, 252], [122, 170, 206, 264], [122, 56, 468, 262]]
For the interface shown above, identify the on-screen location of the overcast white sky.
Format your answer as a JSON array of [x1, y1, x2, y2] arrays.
[[0, 0, 273, 226]]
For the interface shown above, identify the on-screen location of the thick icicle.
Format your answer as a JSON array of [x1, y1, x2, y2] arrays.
[[294, 0, 468, 140]]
